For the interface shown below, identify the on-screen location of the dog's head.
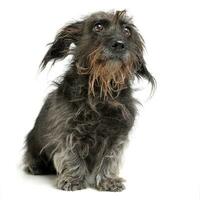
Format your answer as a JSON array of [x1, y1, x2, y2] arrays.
[[41, 10, 155, 98]]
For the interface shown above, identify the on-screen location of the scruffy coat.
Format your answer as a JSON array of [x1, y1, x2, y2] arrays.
[[24, 11, 155, 191]]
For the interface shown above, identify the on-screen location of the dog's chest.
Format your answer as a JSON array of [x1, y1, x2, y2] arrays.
[[73, 101, 131, 135]]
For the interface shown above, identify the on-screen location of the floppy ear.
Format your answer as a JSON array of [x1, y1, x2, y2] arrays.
[[130, 29, 156, 92], [135, 57, 156, 93], [40, 21, 83, 70]]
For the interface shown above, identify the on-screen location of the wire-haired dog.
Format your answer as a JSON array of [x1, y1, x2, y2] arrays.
[[24, 10, 155, 191]]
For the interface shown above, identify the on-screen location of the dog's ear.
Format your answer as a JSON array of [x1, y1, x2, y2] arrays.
[[131, 30, 156, 93], [40, 21, 84, 70], [135, 57, 156, 94]]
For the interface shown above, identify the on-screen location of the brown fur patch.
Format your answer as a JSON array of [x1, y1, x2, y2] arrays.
[[77, 46, 134, 99]]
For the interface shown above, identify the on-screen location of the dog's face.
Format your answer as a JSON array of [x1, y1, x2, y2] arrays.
[[78, 11, 138, 62], [41, 11, 155, 98]]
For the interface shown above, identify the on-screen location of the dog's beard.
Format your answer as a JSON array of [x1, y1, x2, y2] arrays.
[[77, 47, 134, 99]]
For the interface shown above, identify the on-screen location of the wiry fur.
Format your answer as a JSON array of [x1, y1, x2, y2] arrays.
[[77, 46, 134, 99], [24, 10, 155, 191]]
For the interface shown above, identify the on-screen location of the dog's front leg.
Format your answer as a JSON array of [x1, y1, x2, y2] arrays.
[[53, 136, 89, 191], [94, 142, 126, 192]]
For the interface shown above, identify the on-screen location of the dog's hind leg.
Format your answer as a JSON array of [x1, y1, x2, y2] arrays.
[[24, 129, 56, 175], [24, 152, 54, 175]]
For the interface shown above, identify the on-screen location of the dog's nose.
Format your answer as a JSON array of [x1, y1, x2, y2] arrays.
[[111, 40, 126, 51]]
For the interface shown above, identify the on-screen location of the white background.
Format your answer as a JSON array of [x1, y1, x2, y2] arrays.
[[0, 0, 200, 199]]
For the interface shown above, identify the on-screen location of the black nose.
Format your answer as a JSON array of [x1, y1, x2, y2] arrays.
[[111, 40, 126, 51]]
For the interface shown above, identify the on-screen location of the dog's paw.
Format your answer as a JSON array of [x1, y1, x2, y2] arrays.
[[96, 177, 125, 192], [56, 176, 87, 191]]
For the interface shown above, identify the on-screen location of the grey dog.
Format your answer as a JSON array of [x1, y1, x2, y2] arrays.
[[24, 10, 155, 191]]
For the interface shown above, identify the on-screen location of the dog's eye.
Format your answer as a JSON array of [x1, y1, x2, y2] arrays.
[[123, 26, 131, 37], [94, 23, 104, 32]]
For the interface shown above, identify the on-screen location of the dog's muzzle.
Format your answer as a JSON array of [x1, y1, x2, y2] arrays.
[[109, 39, 127, 53], [111, 40, 126, 52], [103, 39, 127, 60]]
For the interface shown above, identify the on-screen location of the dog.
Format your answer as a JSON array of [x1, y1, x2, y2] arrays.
[[24, 10, 155, 192]]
